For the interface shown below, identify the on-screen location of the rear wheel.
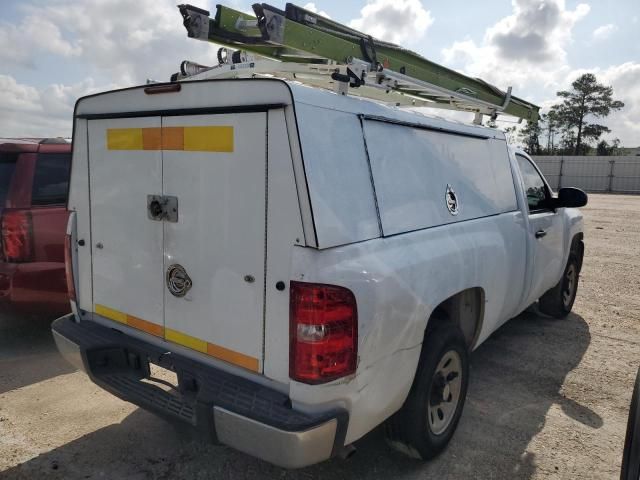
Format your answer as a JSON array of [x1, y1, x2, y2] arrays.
[[385, 323, 469, 460], [539, 254, 579, 318], [621, 367, 640, 480]]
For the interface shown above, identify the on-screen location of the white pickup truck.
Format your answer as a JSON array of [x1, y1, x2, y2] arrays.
[[53, 78, 587, 468]]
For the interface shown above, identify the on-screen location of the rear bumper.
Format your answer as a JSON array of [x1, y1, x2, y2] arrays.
[[52, 314, 348, 468], [0, 261, 69, 315]]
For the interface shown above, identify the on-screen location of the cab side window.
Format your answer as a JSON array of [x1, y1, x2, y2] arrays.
[[31, 153, 71, 206], [0, 153, 18, 208], [516, 155, 549, 212]]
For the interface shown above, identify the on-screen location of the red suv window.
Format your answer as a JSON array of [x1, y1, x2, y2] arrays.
[[0, 153, 18, 208], [31, 153, 71, 206]]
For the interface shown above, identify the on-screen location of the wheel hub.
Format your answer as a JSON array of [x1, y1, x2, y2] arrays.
[[563, 264, 577, 308], [427, 350, 462, 435]]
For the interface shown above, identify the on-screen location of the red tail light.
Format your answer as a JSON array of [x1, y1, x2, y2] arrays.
[[290, 282, 358, 384], [64, 232, 77, 302], [1, 210, 34, 262]]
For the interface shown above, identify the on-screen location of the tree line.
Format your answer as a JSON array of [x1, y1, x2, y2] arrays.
[[505, 73, 625, 156]]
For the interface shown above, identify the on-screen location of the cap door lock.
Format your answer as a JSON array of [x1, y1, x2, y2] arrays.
[[147, 195, 178, 222]]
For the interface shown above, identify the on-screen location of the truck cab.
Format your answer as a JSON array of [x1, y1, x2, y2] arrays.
[[53, 78, 586, 468]]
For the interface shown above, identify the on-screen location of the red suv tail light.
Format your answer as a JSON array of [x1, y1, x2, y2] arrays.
[[289, 281, 358, 384], [1, 210, 34, 263]]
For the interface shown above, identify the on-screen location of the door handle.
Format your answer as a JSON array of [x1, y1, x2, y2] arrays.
[[535, 229, 547, 239]]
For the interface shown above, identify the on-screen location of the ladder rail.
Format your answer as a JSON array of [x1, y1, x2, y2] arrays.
[[176, 3, 540, 123]]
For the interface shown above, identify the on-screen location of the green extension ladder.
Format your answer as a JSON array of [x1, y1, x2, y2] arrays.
[[176, 3, 539, 123]]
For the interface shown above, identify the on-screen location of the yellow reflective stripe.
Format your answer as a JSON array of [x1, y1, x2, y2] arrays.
[[106, 126, 234, 152], [165, 328, 208, 354], [183, 126, 234, 152], [93, 304, 259, 372], [106, 128, 144, 150], [95, 304, 127, 324]]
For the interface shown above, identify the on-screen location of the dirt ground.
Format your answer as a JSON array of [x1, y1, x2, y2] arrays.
[[1, 193, 639, 479]]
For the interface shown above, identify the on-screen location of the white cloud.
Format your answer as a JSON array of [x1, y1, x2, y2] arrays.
[[16, 0, 218, 85], [349, 0, 434, 46], [0, 0, 222, 136], [437, 1, 638, 146], [592, 24, 618, 41], [0, 15, 81, 67], [488, 0, 589, 64], [0, 75, 40, 115], [0, 74, 118, 137], [590, 62, 640, 146], [303, 3, 331, 19], [442, 0, 590, 92], [0, 0, 220, 137]]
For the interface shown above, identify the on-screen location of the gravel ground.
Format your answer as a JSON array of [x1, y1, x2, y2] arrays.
[[1, 193, 639, 479]]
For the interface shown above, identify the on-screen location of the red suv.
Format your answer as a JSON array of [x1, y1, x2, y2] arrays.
[[0, 138, 72, 316]]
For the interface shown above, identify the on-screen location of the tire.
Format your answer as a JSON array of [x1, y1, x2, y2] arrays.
[[385, 323, 469, 460], [538, 254, 580, 318], [621, 367, 640, 480]]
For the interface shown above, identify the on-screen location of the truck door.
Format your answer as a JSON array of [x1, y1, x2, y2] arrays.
[[88, 117, 165, 332], [516, 154, 566, 304], [162, 113, 266, 373]]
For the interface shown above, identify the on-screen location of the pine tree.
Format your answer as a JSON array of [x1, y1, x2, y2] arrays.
[[555, 73, 624, 155]]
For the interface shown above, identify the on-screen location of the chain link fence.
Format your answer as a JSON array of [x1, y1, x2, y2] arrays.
[[532, 156, 640, 193]]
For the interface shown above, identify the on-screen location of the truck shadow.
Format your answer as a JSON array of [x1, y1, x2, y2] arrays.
[[0, 312, 74, 394], [1, 310, 592, 479]]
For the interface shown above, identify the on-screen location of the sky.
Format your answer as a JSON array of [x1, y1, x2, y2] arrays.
[[1, 0, 638, 146]]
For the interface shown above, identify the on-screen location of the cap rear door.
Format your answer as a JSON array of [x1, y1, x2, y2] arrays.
[[161, 113, 266, 373], [88, 117, 165, 336]]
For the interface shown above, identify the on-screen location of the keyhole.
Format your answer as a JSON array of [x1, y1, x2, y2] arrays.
[[149, 200, 163, 218]]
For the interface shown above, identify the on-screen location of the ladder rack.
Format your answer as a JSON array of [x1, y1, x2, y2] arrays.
[[175, 3, 540, 123]]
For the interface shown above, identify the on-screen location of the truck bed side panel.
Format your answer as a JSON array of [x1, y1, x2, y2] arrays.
[[289, 211, 527, 443]]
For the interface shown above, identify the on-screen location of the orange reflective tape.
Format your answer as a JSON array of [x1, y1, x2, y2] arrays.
[[127, 314, 163, 337], [141, 127, 162, 150], [161, 127, 184, 150], [207, 343, 260, 372]]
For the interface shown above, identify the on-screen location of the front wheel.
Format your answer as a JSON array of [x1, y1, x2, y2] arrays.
[[539, 254, 580, 318], [385, 323, 469, 460]]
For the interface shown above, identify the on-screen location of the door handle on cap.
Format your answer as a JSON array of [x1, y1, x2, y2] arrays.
[[535, 230, 547, 239]]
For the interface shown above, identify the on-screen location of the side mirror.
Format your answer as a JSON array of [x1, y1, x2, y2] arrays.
[[556, 187, 588, 208]]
